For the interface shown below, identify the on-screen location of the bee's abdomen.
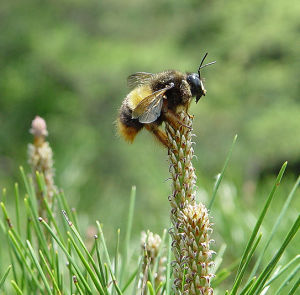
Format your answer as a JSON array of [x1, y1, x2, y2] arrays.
[[119, 103, 143, 129], [118, 103, 143, 143]]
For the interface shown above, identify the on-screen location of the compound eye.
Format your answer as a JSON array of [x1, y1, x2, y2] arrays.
[[187, 74, 200, 96], [187, 73, 197, 84]]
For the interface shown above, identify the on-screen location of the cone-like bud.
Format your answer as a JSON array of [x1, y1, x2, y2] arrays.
[[166, 111, 214, 295], [29, 116, 48, 137], [140, 231, 166, 294], [165, 113, 196, 213], [174, 203, 214, 294], [28, 116, 56, 217]]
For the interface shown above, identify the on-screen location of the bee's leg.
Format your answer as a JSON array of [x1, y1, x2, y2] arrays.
[[162, 110, 192, 130], [184, 103, 194, 119], [144, 124, 169, 148]]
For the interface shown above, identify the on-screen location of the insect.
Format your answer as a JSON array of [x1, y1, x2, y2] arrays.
[[117, 53, 215, 147]]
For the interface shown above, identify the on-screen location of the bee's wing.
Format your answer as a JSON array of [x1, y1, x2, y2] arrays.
[[127, 72, 154, 88], [135, 97, 163, 124], [132, 83, 174, 124]]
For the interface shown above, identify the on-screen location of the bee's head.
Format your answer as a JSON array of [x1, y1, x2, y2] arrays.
[[187, 53, 216, 103], [187, 73, 206, 103]]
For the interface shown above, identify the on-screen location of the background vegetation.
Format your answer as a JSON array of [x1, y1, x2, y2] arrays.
[[0, 0, 299, 292]]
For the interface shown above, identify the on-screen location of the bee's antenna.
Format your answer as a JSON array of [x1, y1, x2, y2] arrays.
[[198, 52, 216, 78], [199, 61, 216, 69], [199, 53, 208, 68]]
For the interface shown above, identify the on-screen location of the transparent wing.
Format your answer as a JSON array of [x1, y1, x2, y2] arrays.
[[138, 98, 163, 124], [132, 83, 174, 124], [127, 72, 154, 88]]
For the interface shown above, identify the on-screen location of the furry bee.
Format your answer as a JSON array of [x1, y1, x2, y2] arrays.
[[117, 53, 215, 147]]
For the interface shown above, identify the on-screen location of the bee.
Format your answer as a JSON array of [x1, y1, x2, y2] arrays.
[[117, 53, 215, 147]]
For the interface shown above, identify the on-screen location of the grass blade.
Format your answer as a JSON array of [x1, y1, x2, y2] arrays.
[[265, 255, 300, 286], [73, 276, 85, 295], [113, 228, 120, 295], [11, 280, 23, 295], [67, 232, 105, 294], [26, 240, 52, 295], [249, 176, 300, 279], [120, 186, 136, 286], [96, 221, 122, 295], [19, 167, 33, 200], [35, 172, 66, 245], [7, 230, 43, 290], [213, 260, 242, 287], [24, 197, 51, 263], [95, 235, 108, 289], [152, 229, 167, 283], [131, 257, 143, 295], [107, 265, 123, 295], [230, 161, 287, 295], [62, 210, 105, 292], [166, 233, 172, 295], [121, 267, 138, 293], [239, 276, 256, 295], [59, 190, 79, 231], [208, 134, 237, 210], [274, 264, 300, 295], [155, 281, 163, 295], [14, 183, 21, 235], [231, 234, 262, 293], [287, 276, 300, 295], [0, 265, 12, 290], [40, 218, 93, 294], [247, 214, 300, 295], [67, 239, 73, 293], [39, 250, 62, 295], [212, 243, 226, 275], [147, 281, 155, 295]]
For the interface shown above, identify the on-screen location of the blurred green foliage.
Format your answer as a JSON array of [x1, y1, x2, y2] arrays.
[[0, 0, 299, 281]]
